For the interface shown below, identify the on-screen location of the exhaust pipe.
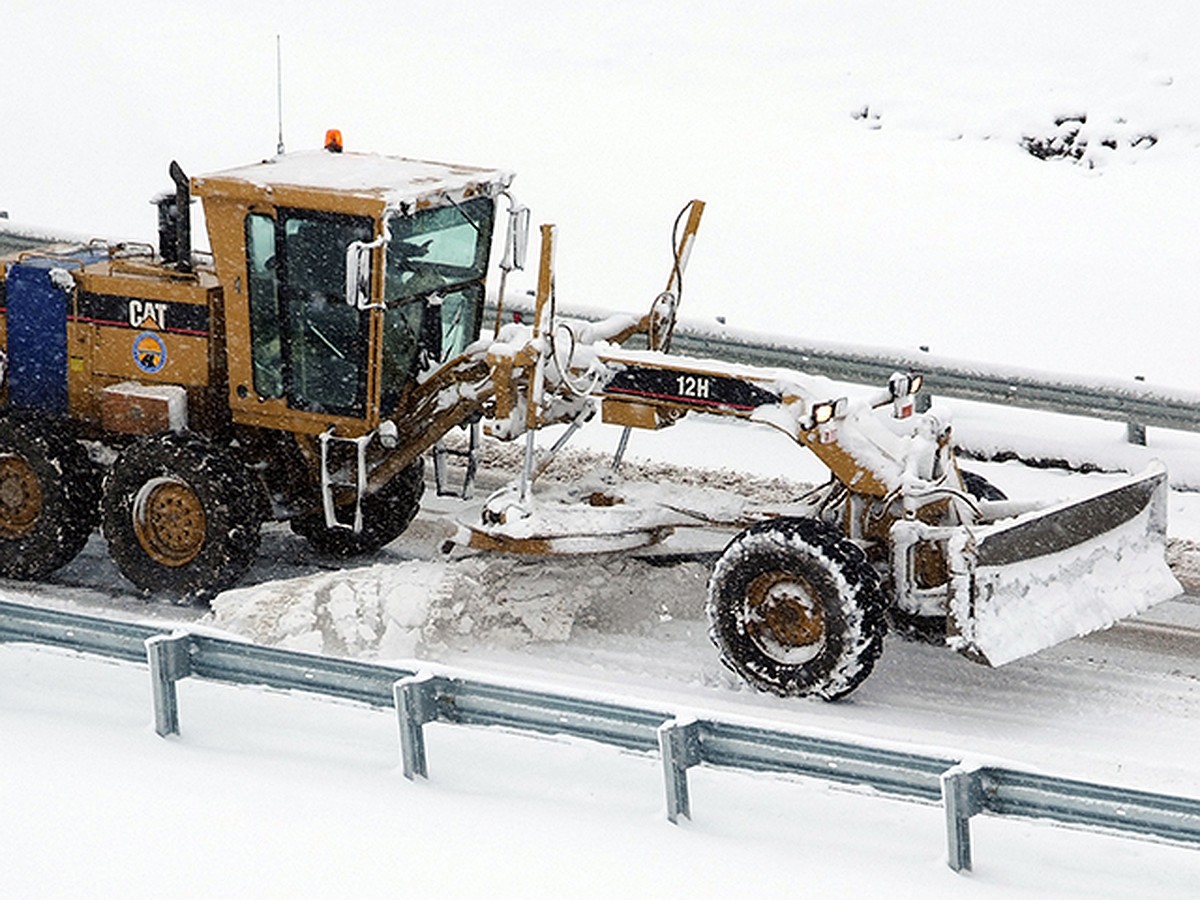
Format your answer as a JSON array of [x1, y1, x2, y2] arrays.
[[166, 160, 192, 273]]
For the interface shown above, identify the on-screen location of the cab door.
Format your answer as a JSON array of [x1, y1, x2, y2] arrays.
[[240, 208, 376, 428]]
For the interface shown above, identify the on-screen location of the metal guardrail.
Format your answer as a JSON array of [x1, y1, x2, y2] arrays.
[[0, 222, 92, 258], [485, 299, 1200, 442], [3, 598, 1199, 872]]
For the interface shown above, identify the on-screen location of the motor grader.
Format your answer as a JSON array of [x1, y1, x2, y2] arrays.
[[0, 138, 1179, 699]]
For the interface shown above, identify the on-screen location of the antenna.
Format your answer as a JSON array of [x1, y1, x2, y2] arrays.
[[275, 34, 286, 155]]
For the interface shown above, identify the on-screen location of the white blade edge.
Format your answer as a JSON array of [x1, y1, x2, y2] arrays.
[[948, 463, 1181, 667]]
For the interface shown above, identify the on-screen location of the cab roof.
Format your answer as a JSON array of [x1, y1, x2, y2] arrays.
[[192, 149, 514, 216]]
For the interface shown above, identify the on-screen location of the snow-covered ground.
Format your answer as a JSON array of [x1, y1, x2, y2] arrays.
[[5, 430, 1200, 896], [5, 1, 1200, 895], [7, 642, 1200, 899]]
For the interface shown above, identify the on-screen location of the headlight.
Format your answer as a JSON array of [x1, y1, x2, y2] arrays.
[[377, 420, 399, 449], [889, 371, 923, 398], [812, 397, 847, 426]]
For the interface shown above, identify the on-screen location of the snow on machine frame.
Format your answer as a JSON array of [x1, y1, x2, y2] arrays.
[[0, 137, 1180, 700]]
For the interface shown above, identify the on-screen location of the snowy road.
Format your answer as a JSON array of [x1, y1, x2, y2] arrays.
[[6, 453, 1199, 810], [4, 471, 1199, 898]]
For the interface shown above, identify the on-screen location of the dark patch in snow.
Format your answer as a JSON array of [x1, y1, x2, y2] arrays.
[[1021, 113, 1158, 167], [1167, 538, 1200, 593], [851, 105, 882, 129]]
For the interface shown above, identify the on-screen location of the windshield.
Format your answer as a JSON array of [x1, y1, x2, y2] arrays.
[[380, 197, 494, 412]]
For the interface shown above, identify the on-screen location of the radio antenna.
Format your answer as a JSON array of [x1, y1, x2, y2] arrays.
[[275, 34, 286, 155]]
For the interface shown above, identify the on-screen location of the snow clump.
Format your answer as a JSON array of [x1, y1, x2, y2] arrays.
[[205, 555, 710, 660]]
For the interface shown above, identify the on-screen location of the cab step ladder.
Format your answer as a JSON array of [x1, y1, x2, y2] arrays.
[[433, 421, 480, 500], [319, 429, 373, 533]]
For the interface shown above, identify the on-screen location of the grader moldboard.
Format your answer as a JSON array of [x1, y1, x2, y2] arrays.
[[0, 137, 1180, 699]]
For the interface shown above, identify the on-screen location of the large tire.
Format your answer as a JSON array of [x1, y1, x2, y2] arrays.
[[102, 433, 264, 600], [290, 457, 424, 558], [707, 517, 887, 701], [0, 416, 100, 579]]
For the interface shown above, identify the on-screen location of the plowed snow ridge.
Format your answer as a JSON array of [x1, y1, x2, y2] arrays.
[[206, 437, 1199, 662]]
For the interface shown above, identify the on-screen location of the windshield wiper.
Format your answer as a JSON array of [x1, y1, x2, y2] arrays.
[[441, 194, 482, 236]]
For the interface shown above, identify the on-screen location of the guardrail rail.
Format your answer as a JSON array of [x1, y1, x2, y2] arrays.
[[2, 598, 1198, 872]]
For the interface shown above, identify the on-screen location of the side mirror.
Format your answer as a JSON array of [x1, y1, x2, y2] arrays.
[[345, 235, 386, 309], [501, 203, 530, 272]]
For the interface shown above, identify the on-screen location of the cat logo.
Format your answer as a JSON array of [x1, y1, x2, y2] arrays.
[[133, 331, 167, 374], [128, 299, 168, 330]]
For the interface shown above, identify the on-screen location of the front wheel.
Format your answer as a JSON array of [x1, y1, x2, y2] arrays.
[[102, 433, 264, 600], [707, 517, 886, 700]]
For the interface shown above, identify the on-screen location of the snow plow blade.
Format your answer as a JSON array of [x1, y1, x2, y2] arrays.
[[947, 463, 1180, 667], [454, 482, 692, 556]]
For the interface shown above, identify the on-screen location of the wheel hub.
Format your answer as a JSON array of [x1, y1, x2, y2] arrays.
[[132, 477, 206, 567], [744, 570, 825, 664], [0, 454, 43, 539]]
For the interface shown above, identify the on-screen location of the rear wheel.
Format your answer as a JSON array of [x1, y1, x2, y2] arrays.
[[290, 457, 424, 557], [102, 433, 264, 600], [0, 416, 100, 579], [707, 517, 886, 700]]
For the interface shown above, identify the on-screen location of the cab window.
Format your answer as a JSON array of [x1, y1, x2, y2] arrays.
[[380, 197, 494, 412]]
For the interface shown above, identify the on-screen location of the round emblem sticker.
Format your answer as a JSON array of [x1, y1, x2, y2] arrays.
[[133, 331, 167, 374]]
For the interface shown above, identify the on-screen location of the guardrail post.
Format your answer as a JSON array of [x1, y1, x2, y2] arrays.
[[394, 673, 439, 780], [145, 633, 192, 737], [941, 765, 987, 872], [658, 718, 703, 823], [1127, 376, 1148, 445]]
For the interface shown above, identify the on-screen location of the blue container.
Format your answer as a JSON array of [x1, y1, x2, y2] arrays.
[[4, 251, 106, 415]]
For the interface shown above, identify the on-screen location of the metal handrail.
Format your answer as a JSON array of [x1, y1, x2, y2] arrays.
[[2, 598, 1198, 872]]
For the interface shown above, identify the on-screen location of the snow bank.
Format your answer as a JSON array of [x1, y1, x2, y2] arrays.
[[207, 555, 709, 659], [208, 562, 450, 658]]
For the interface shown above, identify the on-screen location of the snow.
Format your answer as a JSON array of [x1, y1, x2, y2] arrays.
[[7, 644, 1200, 898], [211, 561, 450, 657], [195, 149, 513, 211], [5, 0, 1200, 895]]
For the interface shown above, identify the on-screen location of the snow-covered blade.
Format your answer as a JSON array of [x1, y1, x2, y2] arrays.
[[948, 463, 1180, 667], [456, 478, 756, 555]]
